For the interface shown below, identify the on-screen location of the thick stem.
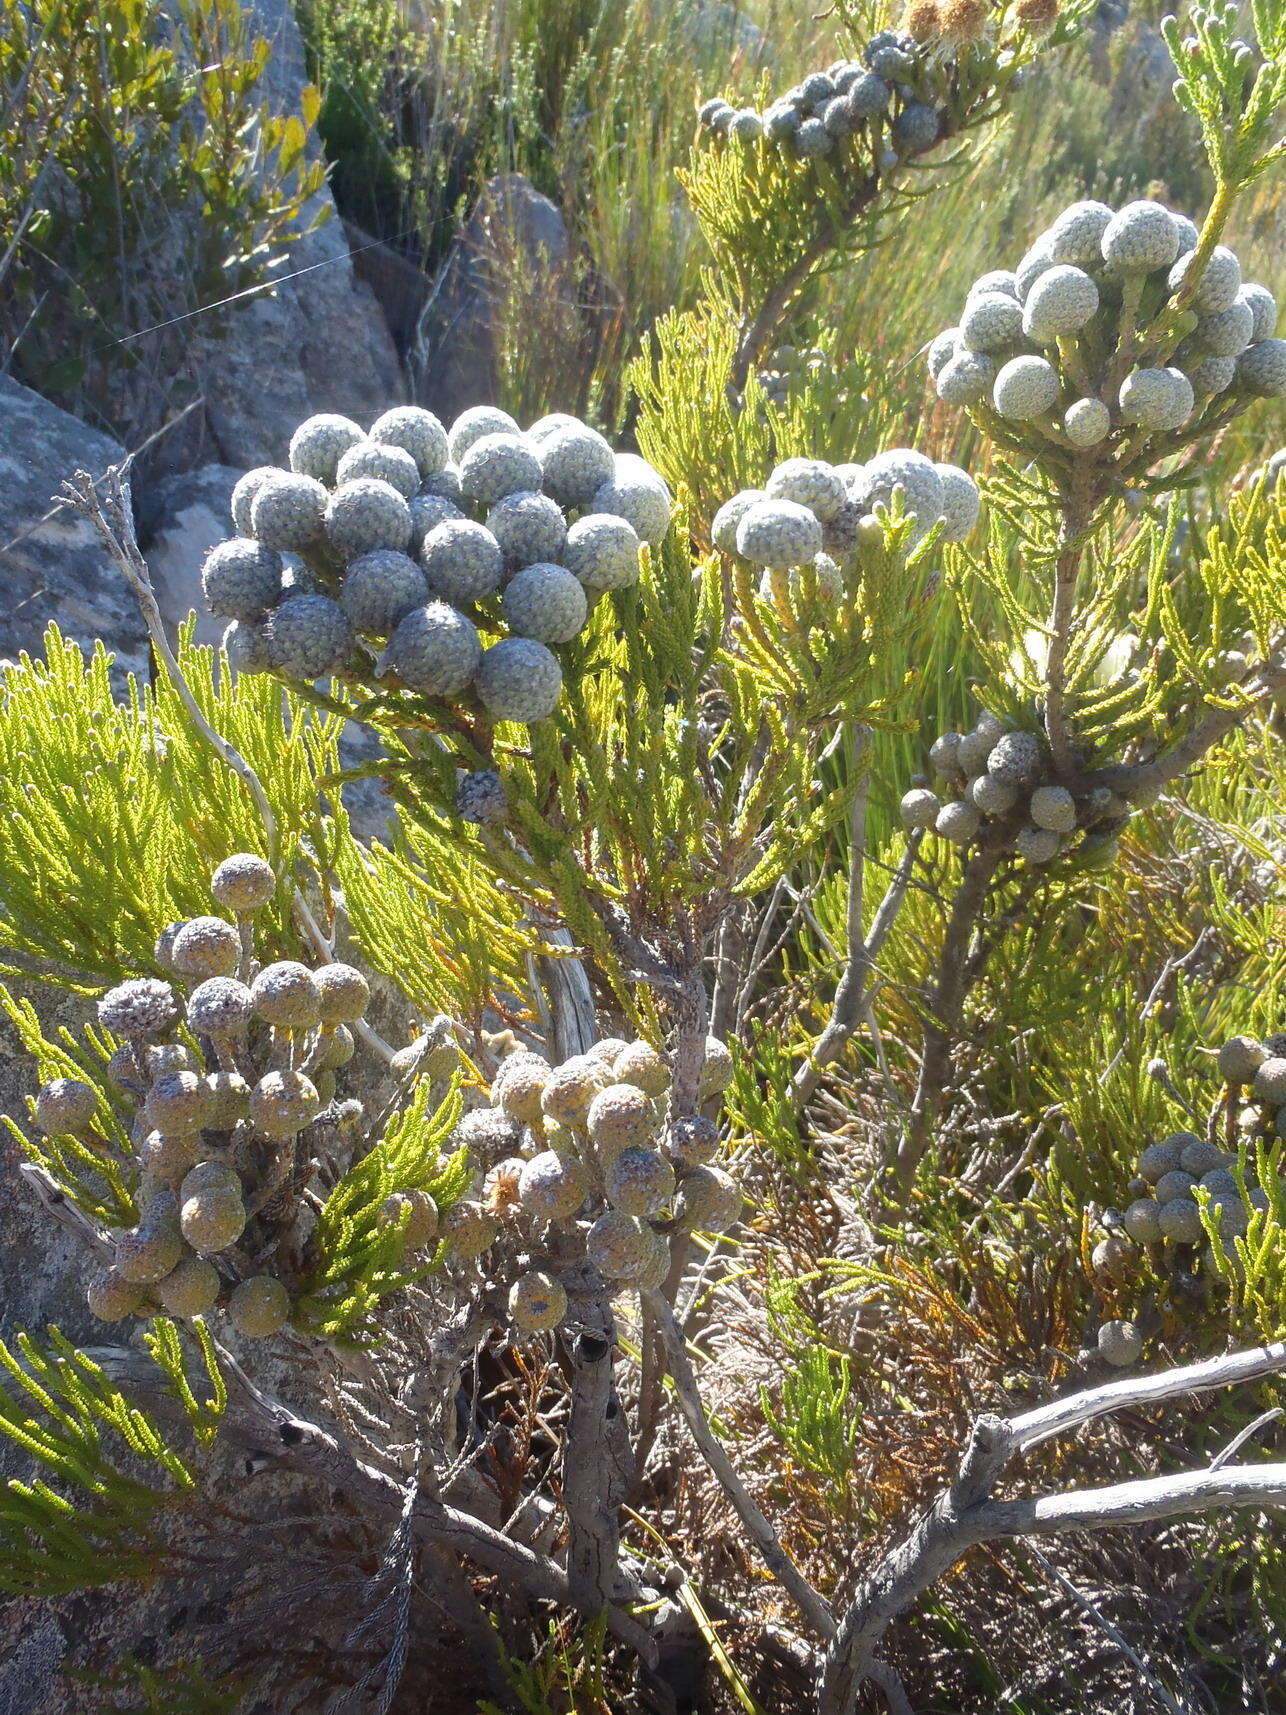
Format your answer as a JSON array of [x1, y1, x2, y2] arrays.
[[563, 1295, 634, 1614], [892, 838, 1005, 1192]]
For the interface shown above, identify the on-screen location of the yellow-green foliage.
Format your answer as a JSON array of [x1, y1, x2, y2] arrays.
[[0, 628, 341, 991], [296, 1075, 470, 1342], [0, 1324, 223, 1596]]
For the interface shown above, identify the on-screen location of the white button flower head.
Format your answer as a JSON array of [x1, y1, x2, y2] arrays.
[[230, 467, 280, 536], [458, 433, 544, 508], [250, 472, 328, 552], [1014, 238, 1055, 302], [264, 595, 353, 679], [712, 489, 766, 555], [421, 518, 504, 602], [335, 440, 421, 498], [1238, 338, 1286, 397], [766, 457, 847, 522], [927, 326, 961, 382], [734, 499, 824, 567], [288, 413, 365, 484], [967, 270, 1019, 302], [201, 539, 282, 620], [1046, 199, 1113, 267], [539, 423, 617, 508], [340, 550, 429, 636], [1022, 265, 1099, 343], [934, 464, 981, 541], [448, 405, 520, 464], [855, 451, 944, 543], [474, 638, 564, 723], [959, 290, 1024, 353], [325, 477, 413, 558], [487, 490, 567, 567], [1168, 243, 1241, 315], [564, 514, 642, 591], [993, 355, 1060, 421], [1063, 398, 1111, 447], [1193, 298, 1254, 358], [1239, 283, 1277, 344], [379, 601, 483, 696], [592, 457, 673, 546], [1118, 367, 1194, 431], [936, 349, 995, 405], [501, 564, 588, 645], [370, 405, 450, 478], [1100, 200, 1180, 275]]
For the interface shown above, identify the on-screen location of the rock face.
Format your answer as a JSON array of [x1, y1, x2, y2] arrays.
[[0, 378, 148, 682], [411, 174, 573, 422], [191, 0, 405, 469], [139, 465, 241, 649]]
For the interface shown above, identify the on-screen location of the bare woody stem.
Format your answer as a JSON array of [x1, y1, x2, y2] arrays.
[[818, 1339, 1286, 1715], [1042, 477, 1102, 781]]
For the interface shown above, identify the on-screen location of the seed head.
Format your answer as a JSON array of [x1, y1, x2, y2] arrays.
[[251, 961, 322, 1029], [517, 1150, 589, 1220], [171, 916, 241, 980], [509, 1270, 568, 1331], [228, 1275, 290, 1338], [314, 962, 370, 1025], [211, 852, 274, 913], [98, 978, 177, 1039], [250, 1069, 322, 1138], [33, 1078, 97, 1136]]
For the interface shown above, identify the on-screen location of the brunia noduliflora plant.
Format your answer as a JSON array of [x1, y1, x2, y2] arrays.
[[3, 3, 1286, 1712]]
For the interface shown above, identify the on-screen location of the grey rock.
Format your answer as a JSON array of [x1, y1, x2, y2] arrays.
[[411, 174, 573, 423], [188, 0, 405, 468], [140, 464, 240, 649], [344, 221, 431, 355], [1106, 23, 1176, 130], [0, 1616, 63, 1715], [0, 378, 148, 684], [675, 0, 770, 62]]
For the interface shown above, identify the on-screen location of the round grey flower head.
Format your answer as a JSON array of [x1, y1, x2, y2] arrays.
[[936, 800, 981, 845], [201, 538, 282, 621], [250, 960, 321, 1028], [369, 406, 449, 479], [325, 478, 413, 558], [34, 1078, 98, 1136], [892, 101, 939, 156], [223, 619, 271, 675], [452, 1104, 522, 1163], [960, 291, 1024, 353], [794, 117, 833, 157], [1014, 240, 1055, 303], [993, 355, 1061, 421], [764, 100, 800, 140], [563, 513, 641, 591], [822, 94, 856, 138], [527, 412, 584, 445], [1239, 283, 1277, 344], [935, 464, 981, 541], [422, 464, 463, 504], [1022, 266, 1099, 344], [1064, 398, 1111, 446], [712, 489, 765, 555], [250, 472, 329, 552], [421, 518, 504, 602], [855, 451, 944, 540], [936, 350, 995, 406], [407, 492, 464, 554], [592, 459, 672, 546], [822, 499, 864, 559], [730, 108, 762, 141], [335, 439, 421, 498], [1045, 200, 1113, 267], [340, 550, 429, 637], [211, 852, 274, 913], [900, 787, 941, 830], [846, 70, 890, 118], [1193, 298, 1254, 358], [487, 490, 568, 567], [230, 466, 281, 537], [926, 326, 961, 382], [1117, 367, 1194, 431], [735, 498, 824, 567], [170, 915, 240, 979], [502, 563, 588, 644], [187, 976, 254, 1036], [698, 96, 732, 126], [1100, 200, 1180, 275], [380, 601, 482, 696], [540, 424, 616, 509], [987, 730, 1043, 785], [1169, 243, 1241, 316], [459, 432, 544, 509], [475, 638, 564, 723], [1186, 353, 1236, 397], [264, 594, 354, 679], [448, 406, 520, 465], [455, 769, 508, 825], [1238, 338, 1286, 397], [766, 457, 847, 522], [288, 414, 365, 485], [99, 978, 177, 1039], [968, 270, 1019, 302]]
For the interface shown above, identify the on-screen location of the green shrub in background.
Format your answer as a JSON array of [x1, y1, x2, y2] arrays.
[[0, 0, 327, 442]]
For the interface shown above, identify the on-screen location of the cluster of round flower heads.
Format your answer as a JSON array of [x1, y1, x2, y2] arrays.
[[928, 198, 1284, 461], [435, 1036, 742, 1335], [1087, 1031, 1286, 1366], [696, 0, 1056, 166], [900, 711, 1128, 866], [712, 450, 980, 598], [35, 856, 380, 1338], [201, 405, 672, 726]]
